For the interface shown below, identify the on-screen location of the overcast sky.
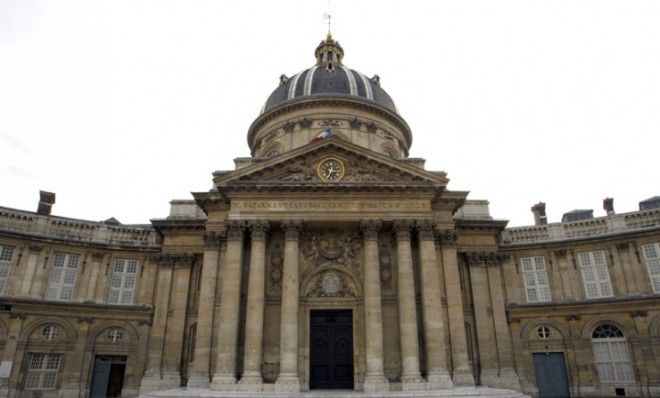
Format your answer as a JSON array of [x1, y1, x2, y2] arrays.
[[1, 1, 658, 227]]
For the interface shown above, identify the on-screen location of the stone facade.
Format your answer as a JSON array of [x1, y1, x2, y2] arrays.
[[0, 36, 658, 398]]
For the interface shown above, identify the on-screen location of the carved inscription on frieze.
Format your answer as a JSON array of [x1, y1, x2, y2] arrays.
[[232, 200, 430, 212]]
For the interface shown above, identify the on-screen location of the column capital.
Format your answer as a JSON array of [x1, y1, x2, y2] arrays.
[[203, 230, 226, 248], [282, 220, 302, 241], [415, 220, 436, 241], [249, 220, 270, 240], [226, 220, 246, 241], [393, 220, 413, 240], [360, 220, 382, 240], [436, 229, 457, 247]]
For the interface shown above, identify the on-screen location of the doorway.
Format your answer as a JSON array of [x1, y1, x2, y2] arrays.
[[309, 309, 354, 390], [533, 352, 570, 398], [89, 355, 127, 398]]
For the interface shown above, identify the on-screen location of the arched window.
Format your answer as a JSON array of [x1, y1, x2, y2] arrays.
[[591, 324, 635, 382]]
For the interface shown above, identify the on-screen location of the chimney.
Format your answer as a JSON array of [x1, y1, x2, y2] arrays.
[[37, 191, 56, 216], [603, 197, 615, 216], [531, 202, 547, 225]]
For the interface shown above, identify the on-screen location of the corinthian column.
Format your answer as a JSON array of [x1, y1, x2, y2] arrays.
[[393, 220, 424, 390], [211, 221, 245, 389], [360, 220, 390, 392], [417, 221, 452, 389], [239, 221, 269, 391], [275, 220, 302, 392]]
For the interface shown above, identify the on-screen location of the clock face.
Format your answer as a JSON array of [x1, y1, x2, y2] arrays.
[[317, 158, 345, 182]]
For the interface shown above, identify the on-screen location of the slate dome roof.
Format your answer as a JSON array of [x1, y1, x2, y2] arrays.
[[261, 35, 397, 114]]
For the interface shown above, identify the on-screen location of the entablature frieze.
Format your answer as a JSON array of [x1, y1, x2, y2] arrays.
[[462, 251, 508, 266]]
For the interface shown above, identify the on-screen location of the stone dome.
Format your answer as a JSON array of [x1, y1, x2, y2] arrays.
[[261, 35, 397, 114]]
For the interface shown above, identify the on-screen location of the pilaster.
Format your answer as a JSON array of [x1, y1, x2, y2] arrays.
[[212, 221, 246, 389], [416, 220, 452, 389], [188, 231, 224, 388], [438, 230, 474, 386]]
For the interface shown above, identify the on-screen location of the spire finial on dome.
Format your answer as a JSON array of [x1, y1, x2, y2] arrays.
[[315, 34, 343, 71]]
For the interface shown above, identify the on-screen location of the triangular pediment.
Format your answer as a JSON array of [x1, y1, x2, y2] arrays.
[[213, 137, 448, 190]]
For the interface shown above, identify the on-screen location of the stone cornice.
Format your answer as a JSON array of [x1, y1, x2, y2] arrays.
[[247, 95, 412, 154], [507, 294, 660, 316]]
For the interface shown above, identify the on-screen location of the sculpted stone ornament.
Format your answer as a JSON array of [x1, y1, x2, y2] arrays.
[[379, 242, 395, 292], [464, 251, 508, 266], [268, 240, 284, 294], [416, 219, 436, 240], [301, 230, 361, 272], [282, 161, 316, 182], [343, 161, 382, 182], [305, 270, 357, 297]]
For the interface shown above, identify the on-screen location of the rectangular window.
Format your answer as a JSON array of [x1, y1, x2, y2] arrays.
[[107, 259, 139, 305], [641, 242, 660, 293], [45, 253, 79, 301], [520, 256, 552, 302], [0, 245, 14, 295], [24, 353, 61, 390], [577, 250, 613, 298]]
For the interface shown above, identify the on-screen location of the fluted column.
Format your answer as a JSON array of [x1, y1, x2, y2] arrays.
[[417, 221, 452, 389], [360, 220, 390, 391], [438, 230, 474, 386], [275, 220, 302, 392], [211, 221, 246, 389], [188, 231, 223, 387], [393, 220, 424, 390], [240, 221, 269, 390]]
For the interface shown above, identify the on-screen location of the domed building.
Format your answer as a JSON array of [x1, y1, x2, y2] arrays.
[[0, 35, 659, 398]]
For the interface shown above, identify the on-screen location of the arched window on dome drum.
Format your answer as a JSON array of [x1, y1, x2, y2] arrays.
[[591, 324, 635, 382]]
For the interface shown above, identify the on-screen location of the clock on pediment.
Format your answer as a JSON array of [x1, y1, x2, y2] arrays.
[[317, 157, 345, 182]]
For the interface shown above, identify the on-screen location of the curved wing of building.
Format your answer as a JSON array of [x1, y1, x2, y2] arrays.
[[0, 36, 658, 398]]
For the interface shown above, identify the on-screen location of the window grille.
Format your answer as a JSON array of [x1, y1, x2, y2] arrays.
[[0, 245, 14, 295], [107, 259, 139, 305], [577, 250, 613, 298], [41, 325, 60, 341], [107, 328, 123, 343], [24, 353, 61, 390], [537, 326, 551, 340], [45, 253, 79, 301], [520, 256, 551, 302], [592, 324, 635, 382], [641, 243, 660, 293]]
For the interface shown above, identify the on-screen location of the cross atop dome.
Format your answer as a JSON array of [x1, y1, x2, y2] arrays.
[[315, 34, 344, 71]]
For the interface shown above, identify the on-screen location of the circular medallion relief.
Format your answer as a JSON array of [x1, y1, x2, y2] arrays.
[[321, 271, 342, 295], [317, 157, 345, 182]]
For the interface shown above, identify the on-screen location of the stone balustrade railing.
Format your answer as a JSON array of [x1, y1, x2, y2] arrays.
[[502, 208, 660, 245], [0, 206, 159, 248]]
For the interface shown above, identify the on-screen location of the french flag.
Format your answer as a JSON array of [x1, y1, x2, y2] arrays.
[[310, 128, 333, 143]]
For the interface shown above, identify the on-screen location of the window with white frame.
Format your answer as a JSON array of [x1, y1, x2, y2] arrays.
[[520, 256, 551, 303], [24, 353, 62, 390], [591, 324, 635, 382], [107, 259, 139, 305], [0, 245, 15, 295], [577, 250, 613, 299], [641, 242, 660, 293], [45, 253, 79, 301]]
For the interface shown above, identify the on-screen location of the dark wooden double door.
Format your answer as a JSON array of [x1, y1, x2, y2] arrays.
[[309, 309, 354, 390]]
